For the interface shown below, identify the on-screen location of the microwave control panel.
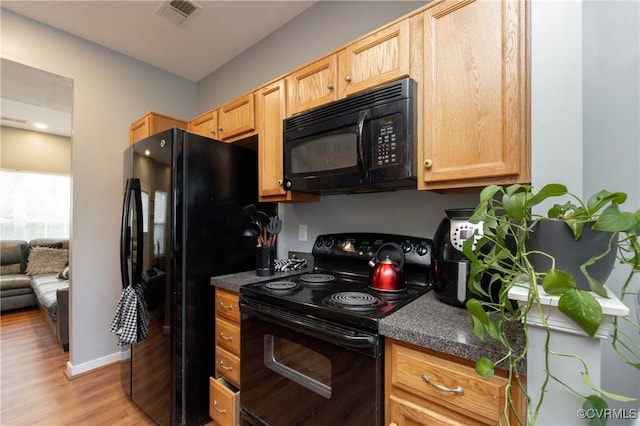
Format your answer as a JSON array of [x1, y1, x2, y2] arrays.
[[373, 116, 402, 167]]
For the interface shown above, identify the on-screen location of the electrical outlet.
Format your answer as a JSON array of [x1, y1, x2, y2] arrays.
[[298, 224, 308, 241]]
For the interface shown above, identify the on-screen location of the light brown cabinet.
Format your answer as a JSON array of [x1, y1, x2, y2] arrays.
[[418, 0, 529, 190], [211, 288, 241, 423], [255, 79, 319, 202], [218, 92, 256, 142], [188, 109, 219, 139], [385, 339, 522, 426], [287, 19, 411, 116], [129, 112, 187, 144]]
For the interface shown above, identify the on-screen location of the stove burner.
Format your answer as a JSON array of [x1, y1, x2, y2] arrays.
[[300, 273, 336, 283], [264, 281, 299, 291], [324, 292, 384, 311]]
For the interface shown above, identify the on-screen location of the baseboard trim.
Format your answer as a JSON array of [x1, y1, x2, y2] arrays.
[[65, 351, 122, 379]]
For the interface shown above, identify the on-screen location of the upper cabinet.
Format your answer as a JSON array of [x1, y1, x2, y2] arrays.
[[188, 109, 219, 139], [418, 0, 530, 190], [255, 79, 318, 203], [130, 112, 187, 144], [218, 92, 256, 142], [287, 20, 411, 116]]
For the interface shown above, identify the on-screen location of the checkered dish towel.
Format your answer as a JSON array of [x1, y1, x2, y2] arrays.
[[109, 284, 150, 346]]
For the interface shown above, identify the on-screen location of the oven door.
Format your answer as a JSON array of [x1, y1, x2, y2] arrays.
[[283, 108, 372, 192], [240, 298, 382, 426]]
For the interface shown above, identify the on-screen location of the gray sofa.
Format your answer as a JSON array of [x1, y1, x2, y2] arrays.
[[0, 238, 70, 351]]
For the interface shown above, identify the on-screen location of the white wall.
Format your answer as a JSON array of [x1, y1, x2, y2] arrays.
[[1, 10, 197, 373], [1, 126, 71, 174], [531, 1, 640, 423]]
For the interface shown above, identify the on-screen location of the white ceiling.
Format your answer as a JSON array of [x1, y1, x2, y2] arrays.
[[0, 0, 317, 137]]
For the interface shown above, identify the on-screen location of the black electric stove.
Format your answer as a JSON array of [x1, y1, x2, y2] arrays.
[[240, 232, 433, 331]]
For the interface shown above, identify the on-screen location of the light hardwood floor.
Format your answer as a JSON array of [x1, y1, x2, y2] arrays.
[[1, 307, 156, 425]]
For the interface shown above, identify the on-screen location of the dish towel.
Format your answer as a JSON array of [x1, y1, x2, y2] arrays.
[[109, 283, 150, 346]]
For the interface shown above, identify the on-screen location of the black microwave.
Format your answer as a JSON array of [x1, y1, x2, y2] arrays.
[[283, 77, 416, 194]]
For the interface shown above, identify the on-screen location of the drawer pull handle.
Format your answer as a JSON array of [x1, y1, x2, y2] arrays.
[[422, 373, 464, 396], [219, 360, 234, 371], [213, 400, 227, 414], [219, 302, 233, 310], [219, 332, 233, 341]]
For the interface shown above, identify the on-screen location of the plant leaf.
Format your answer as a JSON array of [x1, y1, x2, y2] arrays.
[[475, 357, 495, 378], [527, 183, 568, 208], [541, 269, 576, 295], [593, 204, 638, 232], [581, 374, 638, 402], [503, 191, 528, 220], [557, 290, 602, 337], [582, 395, 608, 426]]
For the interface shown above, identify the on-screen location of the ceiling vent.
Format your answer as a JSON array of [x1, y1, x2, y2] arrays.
[[156, 0, 203, 27]]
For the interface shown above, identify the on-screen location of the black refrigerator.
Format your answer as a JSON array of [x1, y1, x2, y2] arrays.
[[120, 128, 274, 425]]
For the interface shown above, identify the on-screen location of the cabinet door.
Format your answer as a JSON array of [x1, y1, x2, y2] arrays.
[[188, 109, 219, 139], [130, 112, 187, 144], [219, 92, 256, 141], [420, 0, 528, 190], [287, 55, 338, 116], [388, 397, 483, 426], [257, 80, 288, 198], [337, 19, 410, 98], [257, 80, 319, 203]]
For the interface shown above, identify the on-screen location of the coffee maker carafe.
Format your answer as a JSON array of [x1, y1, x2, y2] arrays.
[[433, 208, 483, 307]]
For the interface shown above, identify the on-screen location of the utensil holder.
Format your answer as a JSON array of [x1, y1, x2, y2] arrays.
[[256, 246, 275, 276]]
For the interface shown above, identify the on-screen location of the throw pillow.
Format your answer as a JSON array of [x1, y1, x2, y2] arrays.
[[20, 242, 63, 273], [58, 265, 70, 280], [26, 247, 69, 276]]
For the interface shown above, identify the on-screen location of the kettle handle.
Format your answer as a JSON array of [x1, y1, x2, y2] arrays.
[[374, 242, 405, 270]]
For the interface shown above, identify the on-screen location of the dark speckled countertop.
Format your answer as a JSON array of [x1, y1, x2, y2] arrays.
[[210, 252, 525, 373]]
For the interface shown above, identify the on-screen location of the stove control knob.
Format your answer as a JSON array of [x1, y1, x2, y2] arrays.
[[416, 244, 429, 256], [325, 237, 335, 249], [400, 241, 412, 253]]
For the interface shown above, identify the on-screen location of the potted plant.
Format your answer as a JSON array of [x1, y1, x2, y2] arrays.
[[461, 183, 639, 425]]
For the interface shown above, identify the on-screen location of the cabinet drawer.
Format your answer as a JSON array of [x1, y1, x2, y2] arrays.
[[210, 377, 239, 426], [389, 342, 507, 422], [216, 289, 240, 323], [216, 317, 240, 355], [216, 346, 240, 387]]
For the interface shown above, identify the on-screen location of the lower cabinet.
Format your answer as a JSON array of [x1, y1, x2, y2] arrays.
[[211, 288, 241, 425], [210, 377, 239, 426], [385, 338, 523, 426]]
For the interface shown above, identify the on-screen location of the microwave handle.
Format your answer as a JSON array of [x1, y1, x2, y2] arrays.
[[356, 110, 369, 179]]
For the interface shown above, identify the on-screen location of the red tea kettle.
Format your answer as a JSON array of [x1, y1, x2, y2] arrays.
[[368, 242, 406, 292]]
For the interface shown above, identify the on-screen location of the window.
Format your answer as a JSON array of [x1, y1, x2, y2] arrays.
[[0, 170, 71, 241]]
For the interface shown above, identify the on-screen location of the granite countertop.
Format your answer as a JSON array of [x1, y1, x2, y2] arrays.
[[210, 253, 525, 372], [379, 291, 525, 372]]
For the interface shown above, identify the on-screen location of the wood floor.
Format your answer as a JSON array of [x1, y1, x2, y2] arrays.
[[1, 307, 156, 425]]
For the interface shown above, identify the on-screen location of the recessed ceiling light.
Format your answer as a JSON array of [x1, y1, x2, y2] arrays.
[[34, 123, 48, 130]]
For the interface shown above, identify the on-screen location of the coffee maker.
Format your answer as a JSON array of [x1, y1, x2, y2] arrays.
[[432, 208, 483, 307]]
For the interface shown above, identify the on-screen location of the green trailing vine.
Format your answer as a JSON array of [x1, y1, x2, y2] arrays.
[[461, 183, 640, 425]]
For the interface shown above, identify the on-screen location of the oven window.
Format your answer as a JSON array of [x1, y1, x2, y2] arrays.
[[291, 130, 357, 174], [264, 335, 331, 399]]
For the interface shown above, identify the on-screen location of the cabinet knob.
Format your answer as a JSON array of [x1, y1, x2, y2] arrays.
[[390, 423, 399, 426], [277, 179, 283, 186], [345, 75, 352, 82], [210, 129, 216, 135], [327, 83, 335, 90], [218, 127, 223, 131], [424, 159, 433, 169]]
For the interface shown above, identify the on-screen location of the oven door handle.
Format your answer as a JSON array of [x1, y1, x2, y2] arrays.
[[355, 110, 369, 179], [241, 300, 378, 351]]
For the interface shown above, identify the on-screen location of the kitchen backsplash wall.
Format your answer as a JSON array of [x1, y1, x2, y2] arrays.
[[277, 189, 480, 257]]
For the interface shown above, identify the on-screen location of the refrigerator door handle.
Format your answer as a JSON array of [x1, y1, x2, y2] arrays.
[[130, 178, 144, 286], [120, 179, 133, 290]]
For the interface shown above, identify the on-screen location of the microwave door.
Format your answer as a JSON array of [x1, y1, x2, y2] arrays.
[[284, 110, 372, 192]]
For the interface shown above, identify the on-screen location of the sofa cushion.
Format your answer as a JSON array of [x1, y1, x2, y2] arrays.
[[26, 247, 69, 276], [0, 263, 21, 274], [57, 265, 70, 280], [1, 240, 27, 272], [0, 274, 32, 290], [21, 242, 63, 273], [31, 274, 68, 317]]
